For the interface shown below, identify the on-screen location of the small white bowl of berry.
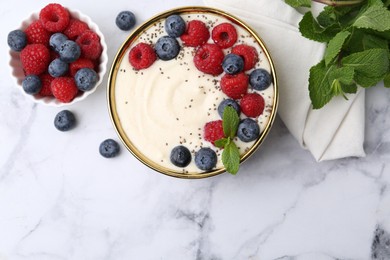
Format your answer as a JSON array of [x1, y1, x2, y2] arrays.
[[7, 3, 108, 106]]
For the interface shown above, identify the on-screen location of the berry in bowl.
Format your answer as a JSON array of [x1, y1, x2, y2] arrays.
[[108, 7, 278, 179], [8, 3, 108, 106]]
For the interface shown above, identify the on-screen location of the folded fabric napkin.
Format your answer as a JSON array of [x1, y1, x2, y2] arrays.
[[204, 0, 366, 161]]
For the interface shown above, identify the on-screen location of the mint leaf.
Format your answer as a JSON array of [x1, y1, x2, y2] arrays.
[[222, 106, 239, 139], [328, 66, 355, 85], [354, 73, 385, 87], [353, 5, 390, 32], [362, 34, 389, 50], [384, 73, 390, 88], [309, 60, 335, 109], [341, 82, 358, 94], [342, 48, 389, 78], [299, 12, 340, 43], [214, 137, 229, 149], [325, 31, 351, 66], [317, 6, 337, 28], [222, 141, 240, 175], [284, 0, 311, 8]]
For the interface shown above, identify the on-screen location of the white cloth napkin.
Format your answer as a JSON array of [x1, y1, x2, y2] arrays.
[[203, 0, 366, 161]]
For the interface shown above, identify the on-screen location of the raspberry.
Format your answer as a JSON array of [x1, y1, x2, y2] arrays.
[[220, 72, 249, 99], [38, 73, 54, 96], [193, 44, 224, 75], [20, 44, 50, 75], [76, 30, 102, 60], [24, 20, 50, 45], [128, 42, 156, 70], [180, 20, 210, 47], [231, 44, 259, 71], [69, 58, 95, 77], [51, 77, 79, 103], [211, 23, 237, 49], [204, 120, 224, 146], [240, 93, 265, 118], [39, 3, 70, 32], [64, 19, 89, 40]]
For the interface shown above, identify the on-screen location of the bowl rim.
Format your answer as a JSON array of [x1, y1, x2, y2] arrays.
[[107, 6, 279, 179], [8, 6, 108, 107]]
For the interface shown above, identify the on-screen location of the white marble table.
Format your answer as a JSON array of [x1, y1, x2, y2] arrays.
[[1, 1, 390, 259]]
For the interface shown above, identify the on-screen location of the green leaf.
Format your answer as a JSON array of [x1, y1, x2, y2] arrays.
[[362, 34, 389, 50], [325, 31, 351, 66], [384, 73, 390, 87], [284, 0, 311, 8], [342, 48, 389, 77], [354, 73, 385, 87], [317, 6, 337, 28], [222, 141, 240, 175], [214, 137, 229, 149], [222, 106, 239, 139], [353, 5, 390, 32], [329, 66, 355, 85], [341, 82, 358, 93], [309, 60, 336, 109], [299, 12, 341, 43]]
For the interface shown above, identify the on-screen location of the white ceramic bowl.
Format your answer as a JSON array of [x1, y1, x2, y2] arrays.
[[8, 7, 108, 106]]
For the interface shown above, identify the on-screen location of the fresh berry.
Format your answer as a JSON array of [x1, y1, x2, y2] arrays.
[[38, 73, 54, 96], [49, 33, 68, 52], [48, 58, 69, 77], [76, 30, 102, 60], [249, 69, 272, 91], [20, 43, 50, 75], [204, 120, 224, 145], [74, 68, 98, 91], [180, 20, 210, 47], [7, 30, 27, 51], [217, 99, 241, 118], [54, 110, 76, 132], [59, 40, 81, 63], [195, 148, 217, 171], [69, 58, 94, 77], [116, 11, 136, 31], [237, 118, 260, 142], [231, 44, 259, 71], [222, 53, 244, 75], [99, 139, 120, 158], [51, 77, 79, 103], [155, 36, 180, 61], [22, 75, 42, 95], [63, 19, 89, 40], [193, 44, 224, 75], [50, 50, 60, 60], [165, 15, 186, 37], [240, 93, 265, 118], [24, 20, 50, 45], [220, 72, 248, 99], [129, 42, 156, 70], [170, 145, 191, 167], [39, 3, 70, 32], [211, 23, 237, 49]]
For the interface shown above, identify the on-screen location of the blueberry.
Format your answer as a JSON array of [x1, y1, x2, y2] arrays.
[[237, 118, 260, 142], [155, 36, 180, 61], [49, 33, 68, 52], [7, 30, 27, 52], [222, 53, 244, 75], [99, 139, 120, 158], [165, 14, 186, 37], [195, 148, 217, 171], [249, 69, 272, 91], [74, 68, 98, 91], [170, 145, 191, 167], [116, 11, 136, 31], [59, 40, 81, 63], [54, 110, 76, 132], [22, 75, 41, 95], [217, 99, 241, 118], [48, 58, 69, 77]]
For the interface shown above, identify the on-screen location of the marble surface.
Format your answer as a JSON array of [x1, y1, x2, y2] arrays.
[[1, 1, 390, 259]]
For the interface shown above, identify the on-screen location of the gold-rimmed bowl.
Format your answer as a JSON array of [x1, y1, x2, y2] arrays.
[[108, 6, 278, 179]]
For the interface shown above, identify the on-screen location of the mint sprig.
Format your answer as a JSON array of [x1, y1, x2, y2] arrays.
[[215, 106, 240, 175], [285, 0, 390, 109]]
